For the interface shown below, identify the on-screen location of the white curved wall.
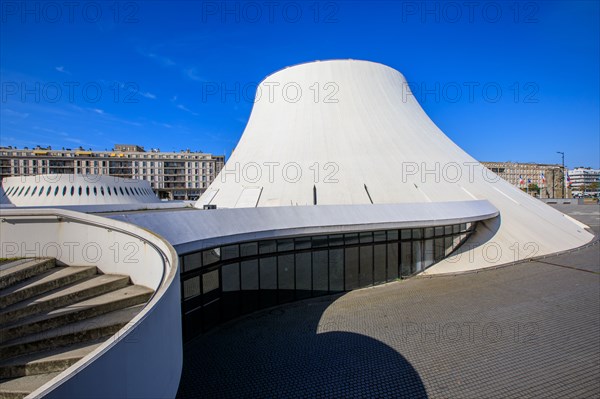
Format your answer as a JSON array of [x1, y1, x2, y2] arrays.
[[197, 60, 594, 273], [0, 208, 182, 398], [1, 174, 159, 207]]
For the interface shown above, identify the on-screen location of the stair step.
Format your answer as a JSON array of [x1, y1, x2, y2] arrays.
[[0, 257, 154, 398], [0, 286, 153, 343], [0, 305, 145, 360], [0, 260, 29, 273], [0, 340, 103, 379], [0, 266, 97, 310], [0, 371, 61, 399], [0, 274, 130, 324], [0, 259, 56, 290]]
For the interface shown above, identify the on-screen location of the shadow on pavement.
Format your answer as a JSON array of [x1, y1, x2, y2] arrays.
[[177, 296, 427, 398]]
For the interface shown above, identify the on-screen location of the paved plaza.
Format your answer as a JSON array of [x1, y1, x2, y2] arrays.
[[177, 204, 600, 398]]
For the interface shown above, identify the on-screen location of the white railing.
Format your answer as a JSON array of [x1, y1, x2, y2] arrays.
[[0, 208, 182, 399]]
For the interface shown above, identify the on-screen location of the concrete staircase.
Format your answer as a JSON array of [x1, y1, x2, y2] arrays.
[[0, 258, 153, 399]]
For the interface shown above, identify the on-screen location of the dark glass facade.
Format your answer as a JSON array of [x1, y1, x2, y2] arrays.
[[180, 223, 476, 340]]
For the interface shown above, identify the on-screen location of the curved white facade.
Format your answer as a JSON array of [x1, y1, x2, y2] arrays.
[[1, 174, 159, 207], [198, 60, 593, 273]]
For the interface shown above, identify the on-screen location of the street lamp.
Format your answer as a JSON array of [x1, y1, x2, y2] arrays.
[[557, 151, 565, 198]]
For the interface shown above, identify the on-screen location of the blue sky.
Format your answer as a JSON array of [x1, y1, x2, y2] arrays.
[[1, 1, 599, 168]]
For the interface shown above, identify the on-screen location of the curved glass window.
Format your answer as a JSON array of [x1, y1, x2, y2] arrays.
[[180, 223, 477, 340], [86, 186, 90, 196], [93, 187, 97, 196], [78, 186, 82, 196], [107, 186, 111, 196], [46, 186, 52, 196], [70, 186, 75, 196], [38, 186, 44, 196], [120, 187, 125, 195], [31, 186, 38, 196], [100, 186, 105, 196], [62, 186, 66, 196]]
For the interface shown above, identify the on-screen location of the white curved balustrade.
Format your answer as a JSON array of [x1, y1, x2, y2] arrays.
[[0, 208, 182, 399]]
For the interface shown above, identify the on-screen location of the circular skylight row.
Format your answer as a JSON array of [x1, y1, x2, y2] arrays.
[[2, 184, 154, 198]]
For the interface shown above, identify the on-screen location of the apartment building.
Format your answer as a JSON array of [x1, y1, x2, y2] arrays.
[[0, 144, 225, 200], [568, 167, 600, 190], [482, 161, 565, 198]]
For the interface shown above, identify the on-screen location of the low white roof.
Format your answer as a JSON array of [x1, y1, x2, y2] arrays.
[[108, 200, 499, 255]]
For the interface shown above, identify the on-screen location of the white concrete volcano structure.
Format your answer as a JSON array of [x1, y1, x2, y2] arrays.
[[0, 61, 596, 390], [198, 59, 593, 273]]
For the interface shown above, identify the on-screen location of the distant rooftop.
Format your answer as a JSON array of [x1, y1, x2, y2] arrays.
[[0, 145, 211, 155], [114, 144, 145, 152]]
